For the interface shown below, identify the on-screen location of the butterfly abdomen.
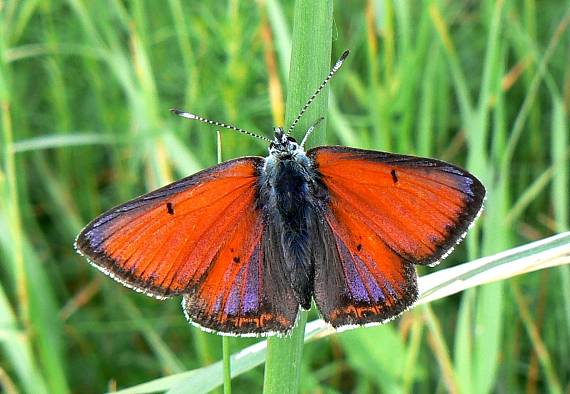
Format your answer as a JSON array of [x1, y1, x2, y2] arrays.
[[261, 156, 322, 309]]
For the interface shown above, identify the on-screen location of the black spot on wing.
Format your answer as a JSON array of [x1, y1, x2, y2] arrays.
[[390, 169, 399, 184]]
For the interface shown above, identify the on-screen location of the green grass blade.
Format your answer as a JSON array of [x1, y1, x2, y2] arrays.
[[338, 324, 406, 393], [222, 337, 231, 394], [454, 288, 474, 394], [0, 279, 49, 394], [429, 2, 474, 125], [265, 0, 291, 77], [512, 282, 562, 394], [1, 12, 57, 391], [423, 305, 459, 393], [501, 9, 570, 170], [551, 96, 570, 368], [262, 1, 333, 393], [117, 296, 185, 374], [551, 98, 568, 232], [12, 133, 116, 152]]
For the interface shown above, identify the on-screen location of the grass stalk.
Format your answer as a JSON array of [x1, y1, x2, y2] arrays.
[[1, 12, 52, 393], [511, 283, 562, 394], [423, 305, 459, 394], [262, 1, 333, 392], [222, 337, 231, 394]]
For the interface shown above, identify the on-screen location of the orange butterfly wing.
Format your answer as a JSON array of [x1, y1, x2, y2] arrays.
[[75, 157, 299, 335], [308, 146, 485, 327]]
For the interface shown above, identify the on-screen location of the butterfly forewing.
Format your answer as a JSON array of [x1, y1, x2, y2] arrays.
[[309, 146, 485, 327], [75, 157, 299, 334], [311, 147, 485, 264]]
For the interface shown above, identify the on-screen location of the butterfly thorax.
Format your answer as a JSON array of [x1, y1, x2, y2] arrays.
[[260, 127, 323, 308]]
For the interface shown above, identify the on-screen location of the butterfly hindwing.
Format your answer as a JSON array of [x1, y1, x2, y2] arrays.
[[313, 210, 419, 327], [182, 221, 300, 335], [75, 157, 299, 335], [308, 146, 485, 327]]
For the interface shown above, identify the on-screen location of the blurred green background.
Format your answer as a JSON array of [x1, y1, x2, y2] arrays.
[[1, 1, 569, 393]]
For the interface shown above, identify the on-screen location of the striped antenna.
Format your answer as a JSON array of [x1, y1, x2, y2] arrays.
[[300, 117, 324, 148], [170, 109, 272, 143], [286, 49, 349, 135]]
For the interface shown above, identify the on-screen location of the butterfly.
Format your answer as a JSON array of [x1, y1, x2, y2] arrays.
[[75, 50, 485, 336]]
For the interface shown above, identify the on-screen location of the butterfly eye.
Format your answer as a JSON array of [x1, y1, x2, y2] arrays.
[[292, 145, 297, 150]]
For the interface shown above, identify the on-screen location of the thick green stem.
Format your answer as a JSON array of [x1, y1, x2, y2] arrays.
[[262, 1, 333, 393], [222, 336, 231, 394]]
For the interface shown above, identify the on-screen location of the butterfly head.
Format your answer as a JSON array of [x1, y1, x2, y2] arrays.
[[269, 127, 303, 159]]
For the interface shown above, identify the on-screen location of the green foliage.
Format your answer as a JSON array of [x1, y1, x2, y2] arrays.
[[1, 1, 569, 393]]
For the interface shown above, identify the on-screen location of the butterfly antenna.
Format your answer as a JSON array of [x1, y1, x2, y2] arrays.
[[286, 49, 349, 135], [300, 117, 324, 148], [170, 109, 273, 143]]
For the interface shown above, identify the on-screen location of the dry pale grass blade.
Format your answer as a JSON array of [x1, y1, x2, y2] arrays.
[[417, 232, 570, 304], [111, 233, 570, 394], [309, 232, 570, 338]]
